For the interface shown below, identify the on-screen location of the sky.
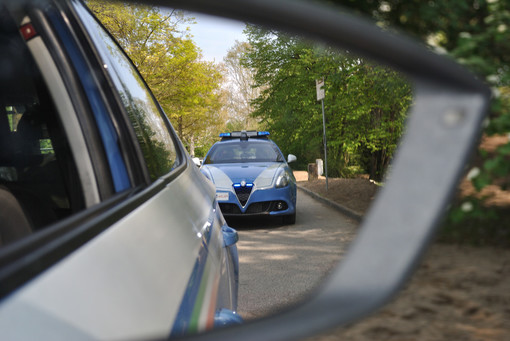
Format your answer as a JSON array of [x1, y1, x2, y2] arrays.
[[185, 12, 247, 63]]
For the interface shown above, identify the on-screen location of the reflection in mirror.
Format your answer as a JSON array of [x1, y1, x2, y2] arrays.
[[222, 25, 412, 321], [87, 0, 412, 330]]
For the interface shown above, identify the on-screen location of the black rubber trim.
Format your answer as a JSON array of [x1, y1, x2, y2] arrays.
[[222, 212, 271, 217], [65, 0, 152, 186], [29, 6, 116, 199]]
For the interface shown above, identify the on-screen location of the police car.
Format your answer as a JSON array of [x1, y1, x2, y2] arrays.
[[201, 131, 297, 224]]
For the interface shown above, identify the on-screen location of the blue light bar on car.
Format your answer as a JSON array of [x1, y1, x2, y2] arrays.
[[233, 182, 254, 188], [220, 131, 270, 140]]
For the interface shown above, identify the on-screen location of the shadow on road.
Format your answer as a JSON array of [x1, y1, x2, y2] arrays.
[[235, 192, 359, 320], [225, 216, 286, 230]]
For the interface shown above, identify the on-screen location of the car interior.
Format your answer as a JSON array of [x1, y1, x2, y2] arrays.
[[0, 10, 82, 246]]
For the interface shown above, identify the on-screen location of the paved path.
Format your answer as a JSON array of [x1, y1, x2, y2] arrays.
[[231, 188, 359, 320]]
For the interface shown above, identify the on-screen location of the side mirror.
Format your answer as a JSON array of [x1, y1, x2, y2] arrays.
[[171, 0, 490, 340], [287, 154, 297, 163], [139, 0, 490, 340], [192, 157, 201, 167]]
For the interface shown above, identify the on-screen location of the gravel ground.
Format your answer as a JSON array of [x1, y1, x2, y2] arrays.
[[293, 171, 510, 341]]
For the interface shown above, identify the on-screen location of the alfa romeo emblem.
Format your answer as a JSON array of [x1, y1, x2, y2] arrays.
[[240, 180, 246, 187]]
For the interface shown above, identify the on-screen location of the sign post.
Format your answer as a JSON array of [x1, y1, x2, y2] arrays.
[[316, 78, 328, 191]]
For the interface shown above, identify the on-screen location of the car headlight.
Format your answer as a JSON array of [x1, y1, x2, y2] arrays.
[[275, 171, 290, 188]]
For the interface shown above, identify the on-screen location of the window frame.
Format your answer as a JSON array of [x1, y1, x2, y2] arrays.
[[68, 0, 185, 184]]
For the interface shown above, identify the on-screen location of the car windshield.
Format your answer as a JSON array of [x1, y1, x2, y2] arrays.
[[204, 141, 284, 164]]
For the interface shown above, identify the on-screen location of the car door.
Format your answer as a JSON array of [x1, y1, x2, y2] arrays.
[[0, 1, 238, 339]]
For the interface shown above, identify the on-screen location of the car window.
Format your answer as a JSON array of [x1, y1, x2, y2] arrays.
[[74, 3, 179, 181], [204, 141, 284, 164], [0, 12, 83, 246]]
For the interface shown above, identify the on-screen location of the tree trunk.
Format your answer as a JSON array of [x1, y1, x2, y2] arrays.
[[177, 116, 183, 138], [370, 150, 385, 182], [189, 135, 195, 157]]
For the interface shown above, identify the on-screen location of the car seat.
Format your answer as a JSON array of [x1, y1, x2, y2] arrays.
[[0, 185, 32, 247]]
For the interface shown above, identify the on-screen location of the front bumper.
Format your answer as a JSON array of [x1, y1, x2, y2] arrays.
[[216, 186, 296, 217]]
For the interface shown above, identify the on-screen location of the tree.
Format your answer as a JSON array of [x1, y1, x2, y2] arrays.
[[243, 25, 411, 180], [328, 0, 510, 241], [222, 41, 262, 130], [86, 0, 227, 156]]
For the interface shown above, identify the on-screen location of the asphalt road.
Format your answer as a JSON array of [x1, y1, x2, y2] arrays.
[[227, 188, 359, 320]]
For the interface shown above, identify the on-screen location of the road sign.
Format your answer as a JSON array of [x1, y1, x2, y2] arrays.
[[315, 78, 328, 190], [316, 78, 325, 101]]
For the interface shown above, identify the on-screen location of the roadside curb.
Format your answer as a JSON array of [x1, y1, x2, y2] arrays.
[[297, 184, 363, 222]]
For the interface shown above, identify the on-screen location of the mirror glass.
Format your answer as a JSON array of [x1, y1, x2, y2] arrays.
[[87, 0, 412, 327]]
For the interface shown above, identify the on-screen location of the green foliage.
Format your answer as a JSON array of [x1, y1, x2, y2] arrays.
[[193, 144, 212, 159], [86, 0, 227, 155], [328, 0, 510, 243], [439, 198, 510, 247], [39, 139, 53, 154], [243, 25, 411, 179], [122, 93, 176, 181]]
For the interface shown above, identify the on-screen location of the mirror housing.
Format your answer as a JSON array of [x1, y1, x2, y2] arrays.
[[287, 154, 297, 163], [138, 0, 490, 340], [192, 157, 201, 167]]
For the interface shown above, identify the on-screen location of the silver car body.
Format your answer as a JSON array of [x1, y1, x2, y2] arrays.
[[0, 0, 239, 339]]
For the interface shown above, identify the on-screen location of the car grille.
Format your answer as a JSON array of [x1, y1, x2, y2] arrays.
[[219, 201, 288, 215], [246, 201, 272, 214], [219, 203, 242, 214], [234, 186, 252, 206]]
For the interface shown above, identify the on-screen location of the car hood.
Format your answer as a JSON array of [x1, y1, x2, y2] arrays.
[[201, 162, 285, 189]]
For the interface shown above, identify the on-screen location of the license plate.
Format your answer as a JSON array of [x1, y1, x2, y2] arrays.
[[216, 192, 229, 201]]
